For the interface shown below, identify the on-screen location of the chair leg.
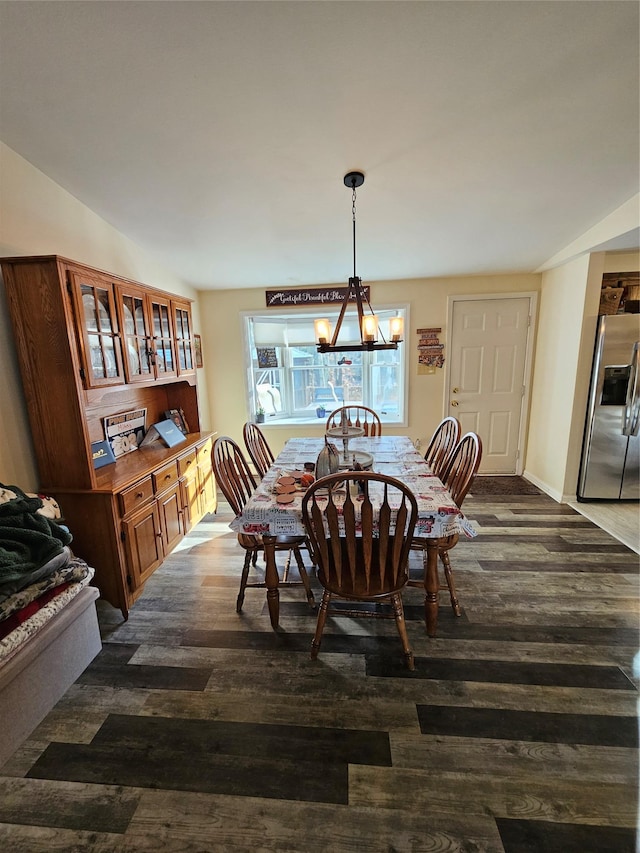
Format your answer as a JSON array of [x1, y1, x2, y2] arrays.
[[292, 546, 315, 608], [311, 590, 331, 660], [439, 550, 462, 616], [391, 593, 415, 671], [236, 550, 253, 613], [304, 537, 317, 572], [282, 549, 292, 583]]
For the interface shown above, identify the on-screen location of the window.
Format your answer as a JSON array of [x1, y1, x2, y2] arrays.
[[242, 306, 408, 425]]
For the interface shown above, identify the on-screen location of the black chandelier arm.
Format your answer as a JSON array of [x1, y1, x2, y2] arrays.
[[318, 342, 399, 353], [329, 278, 355, 347]]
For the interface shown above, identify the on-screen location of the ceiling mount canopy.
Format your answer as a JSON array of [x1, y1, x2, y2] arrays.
[[314, 171, 404, 354]]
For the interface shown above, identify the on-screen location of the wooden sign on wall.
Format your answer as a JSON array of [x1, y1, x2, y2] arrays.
[[417, 327, 444, 374], [265, 285, 370, 308]]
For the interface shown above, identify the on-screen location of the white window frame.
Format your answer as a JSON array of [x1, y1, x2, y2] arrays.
[[241, 304, 410, 428]]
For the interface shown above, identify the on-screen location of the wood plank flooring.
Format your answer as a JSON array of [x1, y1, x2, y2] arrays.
[[0, 491, 638, 852]]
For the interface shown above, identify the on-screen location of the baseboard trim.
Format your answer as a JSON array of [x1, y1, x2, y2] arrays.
[[521, 470, 571, 504]]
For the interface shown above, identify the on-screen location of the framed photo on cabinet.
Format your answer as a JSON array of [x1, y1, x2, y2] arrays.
[[163, 408, 188, 435]]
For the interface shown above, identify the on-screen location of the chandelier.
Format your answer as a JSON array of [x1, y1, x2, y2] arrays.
[[314, 171, 404, 353]]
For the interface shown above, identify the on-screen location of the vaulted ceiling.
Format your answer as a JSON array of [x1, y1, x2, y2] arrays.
[[0, 1, 638, 289]]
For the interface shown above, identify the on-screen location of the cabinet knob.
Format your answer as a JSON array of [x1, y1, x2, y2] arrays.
[[136, 491, 144, 498]]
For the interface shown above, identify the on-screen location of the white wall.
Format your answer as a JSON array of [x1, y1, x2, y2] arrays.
[[0, 143, 208, 489]]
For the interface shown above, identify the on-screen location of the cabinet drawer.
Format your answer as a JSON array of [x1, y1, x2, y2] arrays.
[[177, 448, 197, 478], [197, 438, 213, 465], [153, 460, 179, 493], [119, 477, 154, 516]]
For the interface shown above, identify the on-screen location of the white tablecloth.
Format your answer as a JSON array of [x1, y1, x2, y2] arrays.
[[229, 436, 477, 540]]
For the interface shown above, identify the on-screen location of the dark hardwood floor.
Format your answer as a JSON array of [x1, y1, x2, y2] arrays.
[[0, 489, 637, 852]]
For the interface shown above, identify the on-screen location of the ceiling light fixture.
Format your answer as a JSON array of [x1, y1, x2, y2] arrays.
[[314, 171, 404, 353]]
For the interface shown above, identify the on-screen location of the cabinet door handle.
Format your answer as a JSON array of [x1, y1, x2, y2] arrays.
[[136, 491, 144, 498], [164, 474, 171, 481]]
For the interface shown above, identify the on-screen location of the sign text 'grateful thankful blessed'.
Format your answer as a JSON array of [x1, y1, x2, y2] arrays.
[[265, 285, 370, 308]]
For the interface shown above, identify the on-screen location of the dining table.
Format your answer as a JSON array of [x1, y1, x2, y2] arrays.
[[228, 435, 477, 635]]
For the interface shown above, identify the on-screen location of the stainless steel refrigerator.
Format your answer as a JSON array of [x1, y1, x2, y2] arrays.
[[578, 313, 640, 500]]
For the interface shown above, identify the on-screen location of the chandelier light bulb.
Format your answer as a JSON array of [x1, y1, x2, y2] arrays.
[[361, 314, 379, 342], [314, 318, 331, 345], [389, 316, 404, 342]]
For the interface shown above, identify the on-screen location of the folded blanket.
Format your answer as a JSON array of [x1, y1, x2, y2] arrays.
[[0, 483, 73, 598], [0, 546, 73, 604], [0, 555, 91, 618]]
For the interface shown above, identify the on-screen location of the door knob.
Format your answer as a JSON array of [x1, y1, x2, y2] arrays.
[[451, 400, 459, 407], [452, 387, 459, 394]]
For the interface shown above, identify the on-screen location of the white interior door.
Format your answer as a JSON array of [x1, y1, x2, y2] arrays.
[[448, 295, 534, 474]]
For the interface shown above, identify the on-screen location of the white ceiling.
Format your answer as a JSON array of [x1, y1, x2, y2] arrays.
[[0, 1, 638, 290]]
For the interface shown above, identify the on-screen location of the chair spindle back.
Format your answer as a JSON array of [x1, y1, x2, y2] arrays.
[[243, 422, 275, 479], [424, 416, 461, 479], [303, 471, 417, 598], [325, 406, 383, 437], [213, 436, 257, 516]]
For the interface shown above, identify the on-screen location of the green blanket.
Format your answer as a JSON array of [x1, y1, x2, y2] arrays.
[[0, 484, 73, 597]]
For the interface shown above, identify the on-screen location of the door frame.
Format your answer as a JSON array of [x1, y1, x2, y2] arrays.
[[445, 292, 538, 475]]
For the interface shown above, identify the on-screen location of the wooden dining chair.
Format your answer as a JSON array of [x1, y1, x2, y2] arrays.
[[424, 416, 461, 480], [325, 405, 382, 437], [409, 431, 482, 626], [243, 421, 274, 480], [242, 421, 315, 574], [302, 470, 419, 670], [212, 436, 314, 613]]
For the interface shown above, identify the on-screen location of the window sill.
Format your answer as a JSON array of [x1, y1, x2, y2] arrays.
[[258, 415, 405, 428]]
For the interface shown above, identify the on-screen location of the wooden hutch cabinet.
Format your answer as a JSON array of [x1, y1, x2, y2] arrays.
[[1, 255, 216, 618]]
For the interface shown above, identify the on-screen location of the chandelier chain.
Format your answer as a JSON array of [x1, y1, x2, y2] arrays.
[[351, 181, 357, 280]]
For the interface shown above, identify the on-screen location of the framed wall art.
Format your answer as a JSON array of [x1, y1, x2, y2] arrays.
[[194, 334, 203, 368]]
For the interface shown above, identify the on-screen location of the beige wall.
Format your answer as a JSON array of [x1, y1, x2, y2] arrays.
[[603, 251, 640, 273], [524, 255, 600, 500], [199, 273, 540, 457], [0, 143, 207, 490], [525, 248, 639, 500]]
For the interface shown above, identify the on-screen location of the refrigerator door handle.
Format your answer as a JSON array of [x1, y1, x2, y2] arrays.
[[623, 340, 640, 437]]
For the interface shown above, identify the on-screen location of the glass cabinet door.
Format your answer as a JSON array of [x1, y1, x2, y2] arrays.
[[120, 291, 152, 381], [69, 272, 124, 388], [173, 300, 195, 375], [149, 294, 177, 379]]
